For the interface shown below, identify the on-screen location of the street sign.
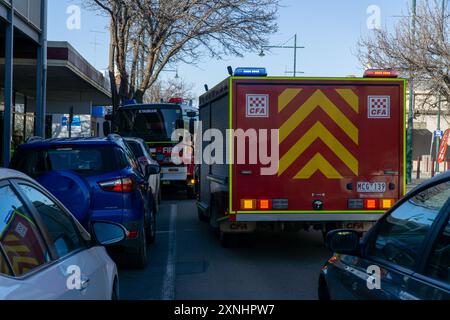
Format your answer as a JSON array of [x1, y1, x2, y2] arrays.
[[437, 129, 450, 163], [434, 130, 444, 138]]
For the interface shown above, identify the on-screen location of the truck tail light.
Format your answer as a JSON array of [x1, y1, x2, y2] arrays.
[[99, 177, 135, 193], [364, 199, 378, 210], [258, 199, 272, 210], [380, 199, 395, 210], [241, 199, 256, 210]]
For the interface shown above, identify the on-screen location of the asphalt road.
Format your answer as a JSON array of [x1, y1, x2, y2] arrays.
[[119, 195, 331, 300]]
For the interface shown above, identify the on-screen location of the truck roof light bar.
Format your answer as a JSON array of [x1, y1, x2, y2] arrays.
[[234, 67, 268, 77], [363, 69, 399, 78]]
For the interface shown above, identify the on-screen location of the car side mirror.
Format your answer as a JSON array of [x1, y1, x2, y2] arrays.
[[326, 229, 361, 255], [145, 164, 161, 180], [91, 221, 127, 246], [103, 121, 111, 136]]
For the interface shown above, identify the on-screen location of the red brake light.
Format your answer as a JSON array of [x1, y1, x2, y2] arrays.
[[169, 97, 184, 104], [364, 69, 399, 78], [99, 177, 135, 193]]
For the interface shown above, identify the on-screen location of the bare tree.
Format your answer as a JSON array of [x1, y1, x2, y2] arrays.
[[145, 78, 196, 103], [356, 0, 449, 113], [86, 0, 280, 109]]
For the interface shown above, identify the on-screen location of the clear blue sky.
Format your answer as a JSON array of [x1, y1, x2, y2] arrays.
[[48, 0, 411, 99]]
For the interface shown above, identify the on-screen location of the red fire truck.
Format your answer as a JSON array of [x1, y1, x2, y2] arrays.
[[111, 98, 198, 198], [197, 68, 406, 246]]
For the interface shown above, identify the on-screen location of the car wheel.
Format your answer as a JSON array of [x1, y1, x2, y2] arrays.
[[146, 210, 156, 245], [318, 276, 331, 301], [130, 224, 148, 269], [111, 279, 119, 300]]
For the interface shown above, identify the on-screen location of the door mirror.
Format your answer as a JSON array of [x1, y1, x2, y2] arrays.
[[145, 164, 161, 180], [326, 229, 360, 255], [91, 221, 127, 246], [103, 121, 111, 136]]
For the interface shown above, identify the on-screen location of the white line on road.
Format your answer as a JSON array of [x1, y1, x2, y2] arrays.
[[161, 204, 177, 300]]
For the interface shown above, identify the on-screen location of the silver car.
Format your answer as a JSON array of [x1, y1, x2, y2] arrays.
[[0, 168, 126, 300]]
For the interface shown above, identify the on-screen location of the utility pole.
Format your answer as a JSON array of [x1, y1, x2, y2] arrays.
[[260, 34, 305, 77], [406, 0, 417, 184], [435, 0, 447, 173]]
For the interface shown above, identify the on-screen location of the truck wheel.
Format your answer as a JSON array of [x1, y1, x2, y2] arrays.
[[198, 207, 210, 223], [187, 186, 196, 199], [130, 224, 148, 269], [219, 230, 233, 248]]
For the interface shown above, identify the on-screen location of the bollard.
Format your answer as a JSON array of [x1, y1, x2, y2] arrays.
[[416, 157, 421, 180], [431, 159, 435, 177]]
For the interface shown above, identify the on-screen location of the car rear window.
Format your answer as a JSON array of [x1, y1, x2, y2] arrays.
[[12, 146, 118, 178], [127, 141, 145, 157]]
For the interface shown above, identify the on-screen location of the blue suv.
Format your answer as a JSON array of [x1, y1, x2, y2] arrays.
[[10, 134, 160, 268]]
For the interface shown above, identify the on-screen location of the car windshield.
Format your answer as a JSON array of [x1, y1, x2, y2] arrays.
[[116, 106, 182, 141], [12, 146, 117, 178]]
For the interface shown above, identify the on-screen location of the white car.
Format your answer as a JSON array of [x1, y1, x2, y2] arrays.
[[125, 137, 162, 208], [0, 168, 125, 300]]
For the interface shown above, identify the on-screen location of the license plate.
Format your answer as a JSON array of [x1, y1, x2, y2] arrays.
[[357, 182, 386, 193], [162, 181, 171, 185]]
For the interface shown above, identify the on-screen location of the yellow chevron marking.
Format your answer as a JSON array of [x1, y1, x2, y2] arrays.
[[5, 245, 30, 254], [4, 235, 19, 242], [294, 153, 343, 179], [11, 256, 39, 274], [278, 88, 302, 112], [335, 89, 359, 113], [279, 90, 358, 145], [278, 122, 358, 176]]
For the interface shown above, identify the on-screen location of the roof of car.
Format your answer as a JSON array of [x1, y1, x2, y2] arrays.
[[16, 136, 123, 150], [0, 168, 37, 182]]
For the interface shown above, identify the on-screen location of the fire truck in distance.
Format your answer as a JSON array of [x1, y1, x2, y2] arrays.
[[108, 98, 199, 198], [197, 67, 406, 246]]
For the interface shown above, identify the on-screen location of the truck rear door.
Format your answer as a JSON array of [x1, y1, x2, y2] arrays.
[[231, 78, 405, 215]]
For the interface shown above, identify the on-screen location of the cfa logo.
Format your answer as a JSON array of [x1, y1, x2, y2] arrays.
[[66, 265, 82, 290], [366, 265, 381, 290]]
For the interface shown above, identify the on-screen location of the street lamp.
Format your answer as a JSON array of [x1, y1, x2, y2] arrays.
[[260, 34, 305, 77]]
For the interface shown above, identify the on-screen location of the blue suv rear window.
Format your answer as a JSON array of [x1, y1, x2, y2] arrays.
[[12, 146, 118, 178]]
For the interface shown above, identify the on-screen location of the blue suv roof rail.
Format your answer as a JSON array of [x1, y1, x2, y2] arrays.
[[26, 136, 45, 144], [107, 134, 122, 142]]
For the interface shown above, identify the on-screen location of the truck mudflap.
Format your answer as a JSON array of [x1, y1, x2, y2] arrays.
[[233, 213, 383, 222]]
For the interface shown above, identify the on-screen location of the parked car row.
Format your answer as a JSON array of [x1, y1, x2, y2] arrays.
[[0, 134, 162, 299]]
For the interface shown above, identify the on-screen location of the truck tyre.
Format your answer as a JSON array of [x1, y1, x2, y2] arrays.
[[198, 207, 210, 223], [187, 186, 196, 199], [219, 230, 236, 248], [130, 224, 148, 269]]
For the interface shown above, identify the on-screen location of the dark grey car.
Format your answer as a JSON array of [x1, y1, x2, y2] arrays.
[[319, 171, 450, 300]]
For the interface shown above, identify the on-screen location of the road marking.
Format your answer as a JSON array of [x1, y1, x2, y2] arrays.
[[161, 204, 177, 300]]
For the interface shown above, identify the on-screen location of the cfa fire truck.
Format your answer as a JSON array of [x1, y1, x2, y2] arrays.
[[196, 67, 406, 246], [110, 98, 198, 198]]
